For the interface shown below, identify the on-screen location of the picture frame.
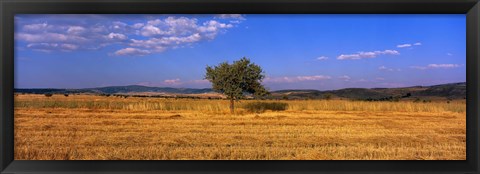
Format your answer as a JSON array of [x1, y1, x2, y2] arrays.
[[1, 0, 479, 173]]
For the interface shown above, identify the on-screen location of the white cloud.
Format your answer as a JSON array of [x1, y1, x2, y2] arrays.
[[337, 50, 399, 60], [23, 23, 50, 31], [107, 33, 127, 40], [60, 43, 79, 50], [378, 66, 398, 72], [316, 56, 329, 60], [396, 44, 411, 48], [26, 43, 79, 52], [410, 64, 461, 70], [447, 53, 453, 56], [264, 75, 331, 83], [427, 64, 460, 68], [297, 75, 331, 81], [114, 48, 151, 56], [132, 23, 144, 29], [140, 25, 165, 37], [397, 42, 421, 48], [111, 21, 128, 30], [17, 15, 243, 56], [24, 23, 48, 30], [215, 14, 246, 20], [17, 33, 66, 42], [164, 78, 181, 85], [67, 26, 86, 34], [133, 17, 235, 54], [376, 77, 385, 81], [339, 75, 351, 81]]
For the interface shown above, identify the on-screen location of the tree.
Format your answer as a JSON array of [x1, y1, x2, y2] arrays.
[[323, 93, 333, 100], [205, 57, 269, 114]]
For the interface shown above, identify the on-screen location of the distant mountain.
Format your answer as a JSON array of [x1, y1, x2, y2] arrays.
[[85, 85, 213, 94], [270, 82, 466, 100], [15, 82, 466, 100], [15, 85, 213, 95]]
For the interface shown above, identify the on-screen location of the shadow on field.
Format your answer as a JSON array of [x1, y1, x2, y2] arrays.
[[242, 102, 288, 113]]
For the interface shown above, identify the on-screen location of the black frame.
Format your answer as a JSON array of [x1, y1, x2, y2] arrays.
[[1, 0, 479, 173]]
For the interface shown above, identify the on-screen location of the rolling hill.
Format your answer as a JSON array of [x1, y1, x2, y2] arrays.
[[15, 82, 466, 100]]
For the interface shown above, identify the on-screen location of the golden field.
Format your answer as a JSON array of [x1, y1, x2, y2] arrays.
[[14, 94, 466, 160]]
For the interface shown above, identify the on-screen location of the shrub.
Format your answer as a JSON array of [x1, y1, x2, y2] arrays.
[[323, 93, 333, 100], [242, 102, 288, 113], [44, 93, 53, 97], [64, 94, 69, 97]]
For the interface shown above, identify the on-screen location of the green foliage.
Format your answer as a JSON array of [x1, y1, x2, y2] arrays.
[[205, 57, 268, 100], [242, 102, 288, 113], [323, 93, 333, 100], [205, 57, 269, 113]]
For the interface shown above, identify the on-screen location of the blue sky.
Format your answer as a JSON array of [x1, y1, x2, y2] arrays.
[[14, 14, 466, 90]]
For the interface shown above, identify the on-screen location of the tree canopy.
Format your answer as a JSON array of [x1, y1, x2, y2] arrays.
[[205, 57, 269, 113]]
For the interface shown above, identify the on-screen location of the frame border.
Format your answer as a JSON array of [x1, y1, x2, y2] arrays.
[[1, 0, 479, 173]]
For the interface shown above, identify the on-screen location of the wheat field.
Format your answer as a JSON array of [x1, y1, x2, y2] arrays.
[[14, 94, 466, 160]]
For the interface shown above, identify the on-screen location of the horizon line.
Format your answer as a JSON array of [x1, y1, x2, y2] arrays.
[[14, 81, 466, 92]]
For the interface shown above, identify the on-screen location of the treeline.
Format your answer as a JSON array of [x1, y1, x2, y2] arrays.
[[363, 93, 412, 102]]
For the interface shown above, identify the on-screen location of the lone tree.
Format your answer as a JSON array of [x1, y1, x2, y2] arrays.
[[205, 57, 269, 114]]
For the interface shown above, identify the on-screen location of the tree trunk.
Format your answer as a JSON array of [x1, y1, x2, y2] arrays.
[[230, 99, 235, 114]]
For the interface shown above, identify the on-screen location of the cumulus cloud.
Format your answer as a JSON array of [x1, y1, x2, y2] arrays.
[[316, 56, 329, 61], [413, 42, 422, 46], [132, 23, 144, 29], [264, 75, 331, 83], [107, 33, 127, 40], [114, 48, 151, 56], [337, 50, 399, 60], [410, 64, 461, 70], [16, 15, 243, 56]]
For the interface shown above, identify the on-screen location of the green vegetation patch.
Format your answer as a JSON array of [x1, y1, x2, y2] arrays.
[[242, 102, 288, 113]]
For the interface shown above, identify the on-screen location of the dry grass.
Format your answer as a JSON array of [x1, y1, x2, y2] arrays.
[[14, 94, 465, 160]]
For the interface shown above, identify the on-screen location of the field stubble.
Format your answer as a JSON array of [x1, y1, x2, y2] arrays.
[[14, 94, 465, 160]]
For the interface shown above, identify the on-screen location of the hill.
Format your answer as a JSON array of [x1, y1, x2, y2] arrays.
[[15, 82, 466, 100], [270, 82, 466, 100]]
